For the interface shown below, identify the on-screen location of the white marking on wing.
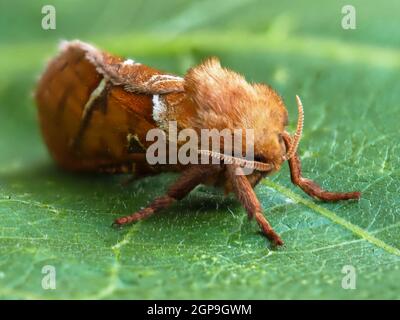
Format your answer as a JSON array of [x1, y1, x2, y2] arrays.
[[152, 94, 167, 125], [81, 78, 107, 119], [123, 58, 141, 66]]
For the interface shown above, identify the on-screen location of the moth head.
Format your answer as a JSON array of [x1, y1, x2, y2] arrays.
[[185, 57, 301, 171]]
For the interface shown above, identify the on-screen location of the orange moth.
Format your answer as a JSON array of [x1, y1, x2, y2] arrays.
[[35, 40, 361, 246]]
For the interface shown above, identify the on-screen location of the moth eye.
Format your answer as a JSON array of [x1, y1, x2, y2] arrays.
[[254, 154, 266, 162]]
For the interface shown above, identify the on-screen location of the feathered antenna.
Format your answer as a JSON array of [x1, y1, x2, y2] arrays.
[[197, 150, 274, 171], [283, 95, 304, 160]]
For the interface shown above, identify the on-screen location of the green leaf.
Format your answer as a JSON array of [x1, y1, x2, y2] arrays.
[[0, 0, 399, 299]]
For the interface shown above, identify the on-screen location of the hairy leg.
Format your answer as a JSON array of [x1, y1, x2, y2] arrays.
[[113, 165, 220, 226], [282, 132, 361, 201], [226, 164, 283, 246]]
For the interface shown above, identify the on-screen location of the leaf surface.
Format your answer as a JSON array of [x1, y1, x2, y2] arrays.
[[0, 0, 399, 299]]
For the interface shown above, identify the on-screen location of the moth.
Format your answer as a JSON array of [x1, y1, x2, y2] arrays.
[[35, 40, 361, 246]]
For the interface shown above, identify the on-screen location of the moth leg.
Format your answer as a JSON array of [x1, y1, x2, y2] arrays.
[[119, 175, 137, 187], [282, 133, 361, 201], [113, 165, 220, 226], [119, 167, 159, 187], [226, 164, 283, 246], [119, 166, 160, 186]]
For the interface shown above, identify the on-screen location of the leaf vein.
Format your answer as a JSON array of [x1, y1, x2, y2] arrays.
[[262, 180, 400, 257]]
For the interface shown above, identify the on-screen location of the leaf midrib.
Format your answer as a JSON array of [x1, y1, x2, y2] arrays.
[[262, 179, 400, 257]]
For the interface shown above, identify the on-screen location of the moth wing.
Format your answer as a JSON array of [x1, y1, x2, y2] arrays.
[[63, 40, 185, 95], [36, 41, 180, 171]]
